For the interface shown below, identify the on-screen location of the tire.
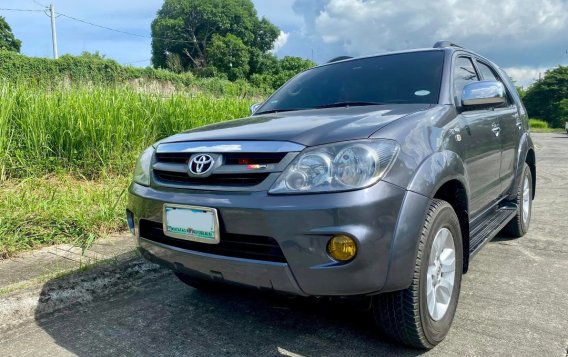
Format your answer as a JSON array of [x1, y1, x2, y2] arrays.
[[502, 163, 532, 238], [174, 272, 224, 292], [372, 199, 463, 349]]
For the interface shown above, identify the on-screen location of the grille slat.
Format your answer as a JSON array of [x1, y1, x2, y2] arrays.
[[139, 220, 286, 263], [154, 170, 269, 186], [153, 152, 286, 188], [155, 152, 286, 165]]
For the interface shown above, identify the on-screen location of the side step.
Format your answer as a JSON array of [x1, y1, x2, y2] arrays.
[[469, 204, 517, 256]]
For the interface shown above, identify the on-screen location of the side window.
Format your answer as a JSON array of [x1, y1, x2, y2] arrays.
[[453, 57, 479, 102], [476, 62, 498, 81], [477, 61, 512, 106]]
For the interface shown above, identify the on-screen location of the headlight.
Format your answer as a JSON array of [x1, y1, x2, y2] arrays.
[[133, 146, 155, 186], [269, 139, 399, 194]]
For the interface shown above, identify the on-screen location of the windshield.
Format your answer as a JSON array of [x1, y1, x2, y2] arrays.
[[257, 51, 444, 114]]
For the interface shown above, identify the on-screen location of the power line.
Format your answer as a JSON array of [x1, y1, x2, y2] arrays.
[[0, 8, 43, 12], [32, 0, 47, 8], [56, 12, 150, 39], [54, 10, 195, 45], [2, 6, 196, 46]]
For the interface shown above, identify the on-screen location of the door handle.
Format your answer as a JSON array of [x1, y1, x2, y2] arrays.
[[491, 124, 501, 137], [513, 114, 522, 130]]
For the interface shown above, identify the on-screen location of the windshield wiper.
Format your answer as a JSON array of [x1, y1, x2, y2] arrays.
[[255, 108, 302, 115], [313, 101, 387, 109]]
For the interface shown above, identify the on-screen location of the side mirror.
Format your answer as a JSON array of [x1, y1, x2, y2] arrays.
[[250, 103, 262, 115], [462, 80, 506, 109]]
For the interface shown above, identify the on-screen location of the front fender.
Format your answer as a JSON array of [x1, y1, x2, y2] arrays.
[[382, 151, 469, 291], [406, 150, 470, 198]]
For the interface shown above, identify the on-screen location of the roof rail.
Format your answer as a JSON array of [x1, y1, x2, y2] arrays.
[[433, 41, 463, 49], [327, 56, 353, 63]]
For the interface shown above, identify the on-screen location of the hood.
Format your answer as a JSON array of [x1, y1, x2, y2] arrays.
[[160, 104, 431, 147]]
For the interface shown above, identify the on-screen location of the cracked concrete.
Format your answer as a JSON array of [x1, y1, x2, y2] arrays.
[[0, 133, 566, 356]]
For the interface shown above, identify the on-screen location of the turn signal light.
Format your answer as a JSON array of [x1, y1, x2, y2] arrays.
[[327, 235, 357, 262]]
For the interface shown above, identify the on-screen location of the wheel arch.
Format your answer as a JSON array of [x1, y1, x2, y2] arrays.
[[382, 151, 471, 292], [526, 148, 536, 199], [509, 133, 536, 201], [432, 179, 470, 273]]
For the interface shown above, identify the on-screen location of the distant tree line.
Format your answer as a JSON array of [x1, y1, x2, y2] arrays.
[[522, 66, 568, 128]]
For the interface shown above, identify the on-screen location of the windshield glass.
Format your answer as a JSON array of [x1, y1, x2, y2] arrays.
[[257, 51, 444, 114]]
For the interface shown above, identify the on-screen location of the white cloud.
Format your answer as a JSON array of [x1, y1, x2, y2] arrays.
[[304, 0, 568, 67], [272, 31, 290, 53], [503, 66, 551, 88]]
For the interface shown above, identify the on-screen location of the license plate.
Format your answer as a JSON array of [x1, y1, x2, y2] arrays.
[[163, 204, 220, 244]]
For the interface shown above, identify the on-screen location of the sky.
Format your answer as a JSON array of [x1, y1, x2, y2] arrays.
[[2, 0, 568, 87]]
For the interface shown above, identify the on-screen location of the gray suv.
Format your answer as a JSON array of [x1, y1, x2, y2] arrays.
[[127, 41, 535, 349]]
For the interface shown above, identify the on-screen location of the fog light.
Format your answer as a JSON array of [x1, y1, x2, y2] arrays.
[[327, 235, 357, 262]]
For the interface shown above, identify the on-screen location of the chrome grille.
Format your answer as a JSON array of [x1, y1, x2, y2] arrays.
[[151, 141, 304, 191]]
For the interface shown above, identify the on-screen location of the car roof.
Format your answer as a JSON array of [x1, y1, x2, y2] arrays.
[[315, 46, 493, 69]]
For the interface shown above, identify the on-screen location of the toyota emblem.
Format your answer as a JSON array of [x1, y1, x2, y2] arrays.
[[188, 154, 215, 176]]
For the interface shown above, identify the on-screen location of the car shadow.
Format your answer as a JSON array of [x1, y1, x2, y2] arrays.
[[33, 265, 423, 357]]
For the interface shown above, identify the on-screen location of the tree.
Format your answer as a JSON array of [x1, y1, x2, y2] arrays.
[[151, 0, 279, 78], [208, 34, 250, 81], [0, 17, 21, 53], [523, 66, 568, 128], [250, 56, 316, 90]]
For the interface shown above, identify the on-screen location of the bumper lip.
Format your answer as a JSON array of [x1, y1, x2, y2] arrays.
[[139, 237, 307, 296]]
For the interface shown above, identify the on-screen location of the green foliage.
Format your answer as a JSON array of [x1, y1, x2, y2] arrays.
[[0, 84, 253, 180], [208, 34, 250, 81], [250, 56, 316, 90], [528, 119, 548, 129], [524, 66, 568, 128], [0, 175, 128, 258], [0, 50, 267, 97], [0, 17, 21, 53], [151, 0, 279, 77]]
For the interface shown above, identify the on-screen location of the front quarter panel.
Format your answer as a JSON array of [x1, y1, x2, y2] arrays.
[[376, 105, 465, 196]]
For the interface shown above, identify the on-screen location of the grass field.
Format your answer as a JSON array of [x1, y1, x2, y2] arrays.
[[0, 84, 253, 258]]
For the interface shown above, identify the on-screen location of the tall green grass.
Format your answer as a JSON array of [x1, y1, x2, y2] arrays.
[[529, 118, 548, 129], [0, 84, 255, 257], [0, 175, 129, 258], [0, 84, 252, 179]]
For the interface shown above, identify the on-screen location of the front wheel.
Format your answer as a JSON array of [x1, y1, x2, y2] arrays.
[[372, 199, 463, 349]]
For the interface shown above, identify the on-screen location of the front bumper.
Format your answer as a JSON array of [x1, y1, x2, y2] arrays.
[[128, 181, 408, 296]]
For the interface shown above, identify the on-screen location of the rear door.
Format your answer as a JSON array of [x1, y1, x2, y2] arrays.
[[453, 56, 502, 216], [474, 60, 521, 196]]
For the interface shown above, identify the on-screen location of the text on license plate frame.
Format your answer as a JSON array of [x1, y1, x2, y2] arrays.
[[162, 204, 220, 245]]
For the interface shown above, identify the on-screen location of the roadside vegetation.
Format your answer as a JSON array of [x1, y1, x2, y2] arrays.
[[0, 84, 253, 257]]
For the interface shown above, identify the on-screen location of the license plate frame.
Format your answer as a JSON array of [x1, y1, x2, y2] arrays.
[[162, 204, 220, 245]]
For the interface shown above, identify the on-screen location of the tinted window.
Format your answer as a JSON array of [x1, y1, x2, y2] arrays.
[[257, 51, 444, 114], [477, 62, 498, 81], [453, 57, 479, 100], [477, 61, 512, 105]]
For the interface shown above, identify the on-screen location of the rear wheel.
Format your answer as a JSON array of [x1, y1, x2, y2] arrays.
[[372, 199, 463, 349], [502, 163, 532, 237]]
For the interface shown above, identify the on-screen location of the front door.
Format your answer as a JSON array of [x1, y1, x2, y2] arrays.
[[453, 56, 502, 217], [474, 60, 521, 195]]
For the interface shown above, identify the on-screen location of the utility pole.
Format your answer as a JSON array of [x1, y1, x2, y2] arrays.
[[49, 4, 58, 59]]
